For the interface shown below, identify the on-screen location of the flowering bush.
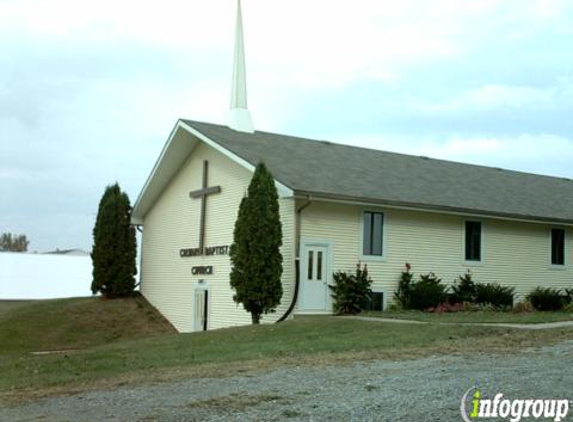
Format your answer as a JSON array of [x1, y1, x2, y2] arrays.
[[330, 263, 373, 315], [427, 302, 465, 313], [394, 263, 413, 309]]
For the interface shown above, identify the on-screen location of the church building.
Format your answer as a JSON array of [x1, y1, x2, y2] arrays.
[[132, 1, 573, 333]]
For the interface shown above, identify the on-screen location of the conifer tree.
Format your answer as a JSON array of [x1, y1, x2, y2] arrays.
[[91, 183, 137, 298], [230, 163, 283, 324]]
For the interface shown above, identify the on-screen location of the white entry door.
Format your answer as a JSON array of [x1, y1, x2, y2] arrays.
[[301, 244, 330, 311], [194, 288, 209, 331]]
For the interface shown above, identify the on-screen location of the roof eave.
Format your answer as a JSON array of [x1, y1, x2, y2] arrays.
[[131, 120, 295, 224], [179, 121, 294, 199], [131, 120, 186, 223], [293, 190, 573, 226]]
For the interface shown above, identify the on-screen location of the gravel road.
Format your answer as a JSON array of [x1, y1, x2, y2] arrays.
[[3, 341, 573, 422]]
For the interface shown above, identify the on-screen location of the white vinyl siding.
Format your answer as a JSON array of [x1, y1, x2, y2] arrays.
[[298, 200, 573, 310], [141, 140, 295, 333]]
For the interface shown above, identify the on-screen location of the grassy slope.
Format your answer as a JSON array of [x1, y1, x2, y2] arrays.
[[1, 298, 573, 403], [0, 295, 175, 354], [0, 301, 34, 317]]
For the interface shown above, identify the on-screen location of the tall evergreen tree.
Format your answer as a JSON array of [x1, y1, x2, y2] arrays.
[[91, 183, 137, 298], [230, 162, 283, 324]]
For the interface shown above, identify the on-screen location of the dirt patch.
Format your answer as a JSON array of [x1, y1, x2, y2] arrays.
[[184, 392, 286, 411]]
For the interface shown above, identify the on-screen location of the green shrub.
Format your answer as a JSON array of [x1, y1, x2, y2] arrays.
[[450, 270, 477, 304], [526, 287, 565, 311], [394, 263, 413, 309], [330, 263, 373, 315], [564, 288, 573, 305], [408, 272, 448, 311], [475, 283, 515, 309]]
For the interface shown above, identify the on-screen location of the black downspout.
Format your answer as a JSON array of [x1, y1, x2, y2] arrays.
[[277, 197, 312, 323], [276, 258, 300, 323]]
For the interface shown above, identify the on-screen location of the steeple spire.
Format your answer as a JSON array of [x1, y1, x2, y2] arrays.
[[228, 0, 254, 133]]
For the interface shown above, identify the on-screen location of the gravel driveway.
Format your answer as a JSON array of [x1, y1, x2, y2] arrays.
[[3, 341, 573, 422]]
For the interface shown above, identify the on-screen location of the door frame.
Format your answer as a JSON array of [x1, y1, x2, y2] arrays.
[[194, 283, 210, 331], [299, 238, 334, 313]]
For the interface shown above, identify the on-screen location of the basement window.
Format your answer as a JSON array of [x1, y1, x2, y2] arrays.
[[363, 212, 384, 256], [551, 228, 565, 266], [363, 292, 384, 312], [465, 221, 482, 262]]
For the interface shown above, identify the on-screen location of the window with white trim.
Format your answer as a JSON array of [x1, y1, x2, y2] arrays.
[[465, 221, 482, 261], [551, 228, 565, 266], [363, 211, 384, 256]]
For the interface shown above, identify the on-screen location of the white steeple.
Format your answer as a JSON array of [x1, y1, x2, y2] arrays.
[[227, 0, 254, 133]]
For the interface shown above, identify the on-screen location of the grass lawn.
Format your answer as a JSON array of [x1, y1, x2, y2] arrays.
[[0, 295, 175, 354], [1, 297, 573, 404], [0, 300, 35, 317], [363, 310, 573, 324]]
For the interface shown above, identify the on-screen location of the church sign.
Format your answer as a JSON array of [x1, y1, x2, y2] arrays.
[[180, 245, 229, 257], [192, 266, 214, 275]]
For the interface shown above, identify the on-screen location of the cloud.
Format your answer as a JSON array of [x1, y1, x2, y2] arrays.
[[1, 0, 573, 252], [419, 133, 573, 180], [462, 85, 554, 109], [0, 0, 232, 47], [406, 82, 566, 113], [342, 132, 573, 180]]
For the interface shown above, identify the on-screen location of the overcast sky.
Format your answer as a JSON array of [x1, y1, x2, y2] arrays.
[[1, 0, 572, 252]]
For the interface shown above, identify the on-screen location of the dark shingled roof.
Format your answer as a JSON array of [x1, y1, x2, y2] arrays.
[[183, 119, 573, 224]]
